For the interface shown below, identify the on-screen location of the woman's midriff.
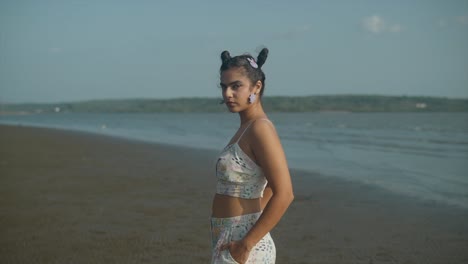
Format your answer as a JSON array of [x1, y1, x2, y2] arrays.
[[212, 194, 262, 218]]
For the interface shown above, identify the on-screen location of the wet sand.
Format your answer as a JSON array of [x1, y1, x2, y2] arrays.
[[1, 124, 467, 263]]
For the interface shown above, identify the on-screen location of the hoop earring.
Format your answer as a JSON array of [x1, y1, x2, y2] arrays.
[[248, 93, 257, 104]]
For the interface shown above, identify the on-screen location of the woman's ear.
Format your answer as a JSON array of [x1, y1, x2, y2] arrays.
[[255, 80, 262, 94]]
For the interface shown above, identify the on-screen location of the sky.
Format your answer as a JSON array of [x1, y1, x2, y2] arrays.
[[1, 0, 467, 103]]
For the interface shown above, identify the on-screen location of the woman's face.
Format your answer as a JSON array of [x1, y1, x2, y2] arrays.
[[220, 67, 260, 113]]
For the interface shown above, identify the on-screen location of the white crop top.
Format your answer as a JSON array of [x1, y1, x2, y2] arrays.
[[215, 119, 269, 199]]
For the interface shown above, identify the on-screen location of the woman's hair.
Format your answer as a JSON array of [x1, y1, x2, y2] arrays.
[[219, 48, 269, 96]]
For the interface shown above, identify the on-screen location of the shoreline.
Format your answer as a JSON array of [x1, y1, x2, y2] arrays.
[[2, 122, 466, 211], [1, 124, 468, 263]]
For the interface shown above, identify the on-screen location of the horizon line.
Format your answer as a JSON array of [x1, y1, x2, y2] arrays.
[[2, 93, 468, 105]]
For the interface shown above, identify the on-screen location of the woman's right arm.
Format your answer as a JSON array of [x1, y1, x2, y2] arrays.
[[260, 184, 273, 210]]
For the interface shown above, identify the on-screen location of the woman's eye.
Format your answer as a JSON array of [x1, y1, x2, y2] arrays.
[[233, 84, 241, 89]]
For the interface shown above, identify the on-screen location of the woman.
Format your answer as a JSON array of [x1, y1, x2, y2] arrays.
[[211, 48, 294, 264]]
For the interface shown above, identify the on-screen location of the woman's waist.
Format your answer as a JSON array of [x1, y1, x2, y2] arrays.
[[211, 211, 262, 227], [211, 194, 262, 218], [216, 179, 266, 199]]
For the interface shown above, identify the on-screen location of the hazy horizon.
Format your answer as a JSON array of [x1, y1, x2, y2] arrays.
[[2, 94, 467, 106], [1, 1, 467, 103]]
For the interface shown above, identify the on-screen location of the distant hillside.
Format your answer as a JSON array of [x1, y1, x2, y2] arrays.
[[1, 95, 467, 114]]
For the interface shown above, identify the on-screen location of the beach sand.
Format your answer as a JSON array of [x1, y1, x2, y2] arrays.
[[1, 124, 467, 263]]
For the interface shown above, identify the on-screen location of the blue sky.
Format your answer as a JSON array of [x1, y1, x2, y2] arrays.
[[1, 0, 467, 103]]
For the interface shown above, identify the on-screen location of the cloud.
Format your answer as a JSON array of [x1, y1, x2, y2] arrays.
[[362, 15, 402, 34], [455, 15, 468, 25], [388, 24, 402, 33], [362, 15, 385, 33], [436, 15, 468, 28]]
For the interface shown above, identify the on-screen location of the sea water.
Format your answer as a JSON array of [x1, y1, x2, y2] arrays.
[[1, 112, 467, 209]]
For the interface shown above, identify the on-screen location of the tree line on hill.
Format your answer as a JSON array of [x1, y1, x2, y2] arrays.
[[1, 95, 467, 114]]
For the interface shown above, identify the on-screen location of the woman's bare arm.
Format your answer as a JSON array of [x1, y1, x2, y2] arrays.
[[260, 184, 273, 210], [241, 119, 294, 250]]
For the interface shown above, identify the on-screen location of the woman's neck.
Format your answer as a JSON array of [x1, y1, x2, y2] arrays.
[[239, 102, 267, 125]]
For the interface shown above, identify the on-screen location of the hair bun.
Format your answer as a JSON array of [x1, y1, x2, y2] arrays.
[[256, 48, 269, 68], [220, 50, 231, 64]]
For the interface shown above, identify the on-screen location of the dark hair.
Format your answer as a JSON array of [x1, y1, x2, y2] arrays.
[[219, 48, 269, 96]]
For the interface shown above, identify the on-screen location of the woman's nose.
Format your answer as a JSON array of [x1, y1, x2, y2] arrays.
[[223, 87, 233, 98]]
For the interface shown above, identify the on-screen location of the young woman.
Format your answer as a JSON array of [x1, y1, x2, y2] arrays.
[[211, 48, 294, 264]]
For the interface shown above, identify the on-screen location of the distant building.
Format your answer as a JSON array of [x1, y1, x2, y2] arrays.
[[415, 103, 427, 109]]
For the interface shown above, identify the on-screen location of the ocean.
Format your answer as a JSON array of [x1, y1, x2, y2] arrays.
[[1, 112, 467, 209]]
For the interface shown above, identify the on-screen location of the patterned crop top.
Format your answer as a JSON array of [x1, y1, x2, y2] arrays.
[[215, 119, 269, 199]]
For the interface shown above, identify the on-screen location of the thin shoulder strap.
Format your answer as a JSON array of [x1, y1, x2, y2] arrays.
[[236, 118, 272, 143], [236, 121, 254, 143], [257, 118, 272, 124]]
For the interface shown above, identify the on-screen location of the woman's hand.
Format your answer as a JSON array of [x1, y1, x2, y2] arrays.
[[220, 240, 251, 264]]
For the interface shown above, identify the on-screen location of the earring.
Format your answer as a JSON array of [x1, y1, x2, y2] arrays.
[[248, 93, 257, 104]]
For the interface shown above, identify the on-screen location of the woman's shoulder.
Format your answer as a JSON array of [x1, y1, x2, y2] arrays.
[[249, 118, 278, 142], [248, 118, 285, 162]]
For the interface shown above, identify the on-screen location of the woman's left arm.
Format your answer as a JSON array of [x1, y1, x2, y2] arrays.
[[241, 120, 294, 250]]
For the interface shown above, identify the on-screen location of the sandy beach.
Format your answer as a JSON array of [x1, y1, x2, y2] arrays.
[[1, 124, 467, 264]]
